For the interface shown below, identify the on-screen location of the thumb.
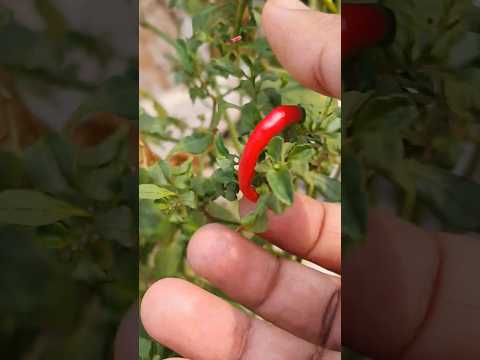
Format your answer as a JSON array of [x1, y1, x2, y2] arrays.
[[262, 0, 341, 98]]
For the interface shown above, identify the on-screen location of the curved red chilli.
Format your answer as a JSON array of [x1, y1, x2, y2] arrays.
[[238, 105, 305, 202]]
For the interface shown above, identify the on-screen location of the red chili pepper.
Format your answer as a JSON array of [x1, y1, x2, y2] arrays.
[[342, 4, 395, 58], [238, 105, 305, 202]]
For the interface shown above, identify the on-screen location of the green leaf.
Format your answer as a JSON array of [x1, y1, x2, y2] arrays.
[[237, 101, 261, 136], [139, 337, 152, 360], [241, 194, 269, 233], [177, 132, 213, 154], [192, 3, 231, 33], [352, 95, 418, 133], [179, 191, 197, 209], [314, 174, 341, 202], [171, 158, 192, 176], [71, 73, 137, 123], [0, 151, 26, 189], [72, 258, 108, 284], [267, 136, 283, 162], [79, 161, 124, 202], [258, 88, 281, 113], [77, 123, 129, 168], [140, 107, 166, 135], [96, 207, 134, 248], [139, 184, 176, 200], [266, 168, 294, 206], [266, 193, 286, 214], [215, 134, 231, 158], [23, 138, 72, 195], [224, 182, 239, 201], [287, 144, 315, 163], [341, 91, 374, 125], [154, 235, 185, 277], [191, 177, 218, 198], [204, 202, 240, 224], [144, 162, 169, 186], [210, 57, 243, 78], [407, 160, 480, 231], [0, 190, 89, 226], [189, 86, 208, 102], [175, 39, 194, 75]]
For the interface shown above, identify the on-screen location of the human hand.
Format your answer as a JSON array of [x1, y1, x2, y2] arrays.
[[141, 192, 341, 360]]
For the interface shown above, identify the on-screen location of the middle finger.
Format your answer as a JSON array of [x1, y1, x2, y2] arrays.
[[187, 223, 341, 349]]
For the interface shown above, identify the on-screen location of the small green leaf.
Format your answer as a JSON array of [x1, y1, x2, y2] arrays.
[[408, 160, 480, 231], [77, 123, 129, 168], [224, 182, 239, 201], [154, 234, 186, 277], [139, 184, 176, 200], [192, 3, 230, 33], [0, 151, 26, 189], [175, 39, 193, 75], [267, 136, 283, 162], [96, 206, 134, 248], [72, 258, 108, 284], [237, 101, 261, 136], [79, 161, 123, 202], [23, 138, 72, 195], [241, 194, 269, 233], [0, 190, 90, 226], [215, 134, 231, 158], [140, 107, 166, 135], [258, 88, 281, 113], [171, 158, 192, 176], [204, 202, 240, 224], [266, 168, 294, 206], [287, 144, 315, 163], [139, 337, 152, 360], [177, 132, 213, 154], [310, 173, 341, 202], [179, 191, 197, 209]]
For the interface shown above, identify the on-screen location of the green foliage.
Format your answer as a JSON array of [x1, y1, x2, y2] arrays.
[[343, 0, 480, 249], [139, 0, 341, 357], [0, 3, 137, 357]]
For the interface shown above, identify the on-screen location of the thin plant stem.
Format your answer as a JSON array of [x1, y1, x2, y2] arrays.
[[225, 113, 242, 154], [234, 0, 248, 35], [140, 19, 175, 47]]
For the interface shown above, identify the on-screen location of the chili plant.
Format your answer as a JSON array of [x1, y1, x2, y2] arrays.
[[0, 2, 137, 358], [343, 0, 480, 253], [139, 0, 341, 358]]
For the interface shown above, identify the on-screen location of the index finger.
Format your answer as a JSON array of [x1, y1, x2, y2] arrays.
[[240, 192, 341, 273]]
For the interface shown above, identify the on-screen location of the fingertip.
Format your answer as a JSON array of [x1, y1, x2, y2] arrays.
[[140, 278, 191, 341], [187, 223, 237, 278]]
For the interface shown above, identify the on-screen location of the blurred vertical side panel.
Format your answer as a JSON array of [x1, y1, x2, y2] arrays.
[[342, 0, 480, 359], [0, 1, 138, 359]]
